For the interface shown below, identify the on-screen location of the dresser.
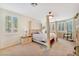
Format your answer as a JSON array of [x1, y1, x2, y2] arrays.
[[20, 36, 32, 45]]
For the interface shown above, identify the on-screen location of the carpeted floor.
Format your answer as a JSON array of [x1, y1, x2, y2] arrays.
[[0, 39, 75, 56]]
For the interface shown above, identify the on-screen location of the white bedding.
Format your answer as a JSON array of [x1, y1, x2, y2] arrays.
[[33, 32, 57, 42], [33, 33, 47, 42]]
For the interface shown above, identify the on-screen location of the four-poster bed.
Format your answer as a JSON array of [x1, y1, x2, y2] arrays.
[[32, 12, 57, 48], [30, 12, 78, 49]]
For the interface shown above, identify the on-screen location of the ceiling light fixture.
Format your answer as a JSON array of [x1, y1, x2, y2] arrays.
[[31, 3, 38, 7]]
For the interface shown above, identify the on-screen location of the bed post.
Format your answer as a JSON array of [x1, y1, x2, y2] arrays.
[[73, 13, 79, 42], [46, 12, 54, 48]]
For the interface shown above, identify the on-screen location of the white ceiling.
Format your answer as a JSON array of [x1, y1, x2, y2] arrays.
[[0, 3, 79, 22]]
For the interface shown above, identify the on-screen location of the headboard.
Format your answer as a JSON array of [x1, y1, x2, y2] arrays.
[[31, 29, 42, 34]]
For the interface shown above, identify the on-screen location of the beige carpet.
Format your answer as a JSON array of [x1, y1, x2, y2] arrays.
[[0, 39, 75, 56]]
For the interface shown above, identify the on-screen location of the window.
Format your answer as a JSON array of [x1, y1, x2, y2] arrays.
[[6, 16, 11, 32], [59, 23, 61, 31], [5, 16, 18, 32], [62, 22, 64, 31], [66, 20, 72, 32], [58, 22, 64, 31], [12, 16, 18, 32]]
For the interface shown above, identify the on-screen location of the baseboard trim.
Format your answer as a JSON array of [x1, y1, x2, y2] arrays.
[[0, 42, 21, 50]]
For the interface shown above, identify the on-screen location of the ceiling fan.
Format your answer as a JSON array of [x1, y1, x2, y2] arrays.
[[31, 3, 38, 7]]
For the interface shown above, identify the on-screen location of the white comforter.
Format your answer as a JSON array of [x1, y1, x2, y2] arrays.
[[33, 32, 57, 42], [33, 33, 47, 41]]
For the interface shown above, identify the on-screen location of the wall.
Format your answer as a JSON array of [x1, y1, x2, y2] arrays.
[[31, 19, 42, 31], [0, 8, 41, 49], [0, 8, 26, 49]]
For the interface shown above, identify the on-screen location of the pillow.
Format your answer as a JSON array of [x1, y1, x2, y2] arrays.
[[32, 32, 40, 34]]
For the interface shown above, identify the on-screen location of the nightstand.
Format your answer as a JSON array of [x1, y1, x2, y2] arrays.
[[20, 36, 32, 45]]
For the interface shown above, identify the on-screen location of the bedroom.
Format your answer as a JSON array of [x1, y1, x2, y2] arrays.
[[0, 3, 79, 56]]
